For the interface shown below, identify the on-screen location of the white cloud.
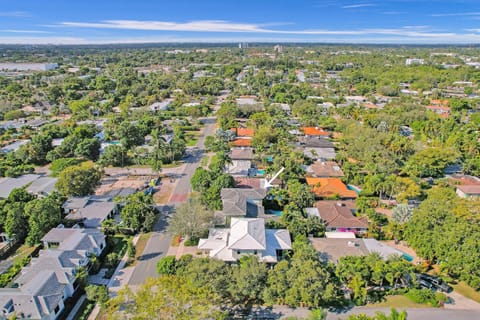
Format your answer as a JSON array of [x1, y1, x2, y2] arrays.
[[0, 36, 87, 45], [2, 31, 480, 45], [341, 3, 376, 9], [431, 12, 480, 17], [0, 29, 51, 34], [56, 20, 461, 39], [0, 11, 30, 17], [382, 11, 405, 15], [4, 19, 479, 44], [60, 20, 271, 33]]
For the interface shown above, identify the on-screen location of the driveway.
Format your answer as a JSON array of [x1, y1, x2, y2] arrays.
[[128, 117, 216, 285]]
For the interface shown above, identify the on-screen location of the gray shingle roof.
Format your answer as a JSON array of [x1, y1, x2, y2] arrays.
[[0, 174, 40, 199], [221, 188, 266, 216], [26, 177, 58, 196], [0, 270, 65, 319]]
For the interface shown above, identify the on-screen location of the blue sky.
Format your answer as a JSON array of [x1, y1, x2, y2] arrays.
[[1, 0, 480, 44]]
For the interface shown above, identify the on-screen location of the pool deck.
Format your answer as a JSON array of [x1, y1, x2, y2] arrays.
[[383, 240, 421, 265]]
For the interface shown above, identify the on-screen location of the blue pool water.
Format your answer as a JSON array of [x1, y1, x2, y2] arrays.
[[402, 253, 414, 262], [347, 184, 361, 195], [256, 169, 265, 176], [267, 210, 283, 216], [266, 156, 273, 162]]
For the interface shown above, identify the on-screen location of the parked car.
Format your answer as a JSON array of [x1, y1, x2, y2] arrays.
[[416, 274, 452, 293]]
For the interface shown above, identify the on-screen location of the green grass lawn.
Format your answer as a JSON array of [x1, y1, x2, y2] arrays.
[[367, 295, 430, 308], [12, 245, 38, 263], [134, 233, 151, 261], [161, 161, 182, 168], [452, 282, 480, 303]]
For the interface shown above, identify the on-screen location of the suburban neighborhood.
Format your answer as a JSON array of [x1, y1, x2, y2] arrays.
[[0, 11, 480, 319]]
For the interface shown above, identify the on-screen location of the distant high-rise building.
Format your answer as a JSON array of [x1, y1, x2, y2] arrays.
[[0, 63, 58, 71], [239, 42, 249, 49], [405, 58, 424, 66], [274, 44, 283, 53]]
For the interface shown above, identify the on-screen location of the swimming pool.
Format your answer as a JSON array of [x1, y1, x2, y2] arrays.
[[402, 253, 414, 262], [256, 169, 265, 176], [347, 184, 362, 195], [266, 209, 283, 216]]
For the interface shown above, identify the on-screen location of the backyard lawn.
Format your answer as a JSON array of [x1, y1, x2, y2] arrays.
[[452, 282, 480, 303], [367, 295, 430, 308]]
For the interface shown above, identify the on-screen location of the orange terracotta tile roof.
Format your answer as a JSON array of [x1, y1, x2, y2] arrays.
[[232, 138, 252, 147], [231, 127, 255, 137], [430, 99, 449, 107], [302, 127, 330, 136], [306, 177, 357, 199]]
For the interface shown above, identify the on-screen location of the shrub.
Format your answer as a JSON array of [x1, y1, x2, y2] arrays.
[[156, 256, 177, 275], [405, 288, 446, 307], [184, 236, 200, 246]]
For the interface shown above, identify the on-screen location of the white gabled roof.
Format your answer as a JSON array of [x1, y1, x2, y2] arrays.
[[228, 218, 266, 250]]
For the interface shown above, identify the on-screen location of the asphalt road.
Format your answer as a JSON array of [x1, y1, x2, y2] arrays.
[[328, 307, 480, 320], [128, 117, 216, 285]]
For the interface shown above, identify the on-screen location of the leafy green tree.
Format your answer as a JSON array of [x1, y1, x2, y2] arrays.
[[403, 148, 457, 178], [202, 174, 236, 210], [50, 158, 81, 176], [74, 138, 100, 161], [86, 285, 109, 306], [98, 145, 129, 167], [229, 255, 268, 306], [404, 187, 480, 288], [392, 204, 413, 224], [264, 236, 340, 308], [119, 192, 157, 232], [191, 168, 213, 193], [110, 276, 226, 320], [25, 193, 63, 245], [347, 309, 407, 320], [168, 197, 214, 239], [4, 202, 29, 241], [56, 161, 102, 196], [2, 188, 35, 241]]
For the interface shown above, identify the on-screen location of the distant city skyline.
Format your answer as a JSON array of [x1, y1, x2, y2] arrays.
[[1, 0, 480, 44]]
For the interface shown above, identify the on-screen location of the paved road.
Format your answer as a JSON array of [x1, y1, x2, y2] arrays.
[[327, 307, 480, 320], [128, 117, 216, 285]]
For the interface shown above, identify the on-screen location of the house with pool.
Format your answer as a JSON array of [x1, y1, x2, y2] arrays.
[[306, 200, 368, 234]]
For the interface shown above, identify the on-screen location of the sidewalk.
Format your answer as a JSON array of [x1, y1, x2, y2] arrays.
[[65, 294, 86, 320], [87, 235, 139, 320]]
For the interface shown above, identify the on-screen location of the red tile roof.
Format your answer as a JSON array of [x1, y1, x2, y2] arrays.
[[315, 200, 368, 229], [232, 138, 252, 147], [234, 177, 263, 189], [306, 177, 357, 199], [457, 185, 480, 195], [231, 127, 255, 137], [302, 127, 330, 136]]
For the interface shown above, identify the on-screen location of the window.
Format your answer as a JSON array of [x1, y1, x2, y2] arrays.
[[54, 305, 60, 314], [253, 250, 257, 255], [237, 250, 240, 254]]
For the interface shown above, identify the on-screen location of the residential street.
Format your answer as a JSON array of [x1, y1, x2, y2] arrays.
[[128, 117, 216, 285], [328, 307, 480, 320]]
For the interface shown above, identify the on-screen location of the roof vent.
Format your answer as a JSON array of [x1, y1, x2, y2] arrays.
[[57, 224, 65, 229], [336, 202, 345, 207], [347, 241, 357, 247]]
